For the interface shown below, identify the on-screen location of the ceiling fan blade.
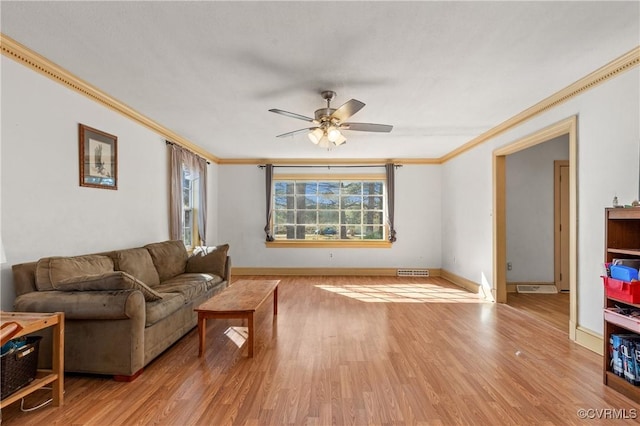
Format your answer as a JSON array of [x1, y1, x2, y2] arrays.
[[269, 108, 314, 122], [341, 122, 393, 133], [276, 127, 319, 138], [331, 99, 365, 122]]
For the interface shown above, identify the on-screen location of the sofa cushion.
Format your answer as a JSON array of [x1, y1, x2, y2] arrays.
[[54, 271, 163, 302], [153, 273, 219, 301], [186, 244, 229, 277], [145, 292, 185, 327], [113, 248, 160, 287], [35, 255, 114, 291], [144, 240, 188, 282]]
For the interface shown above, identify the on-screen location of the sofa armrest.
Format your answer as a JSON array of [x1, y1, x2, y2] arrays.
[[224, 256, 232, 283], [13, 290, 145, 321]]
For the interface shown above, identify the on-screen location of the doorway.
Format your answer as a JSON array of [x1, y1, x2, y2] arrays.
[[494, 116, 578, 340]]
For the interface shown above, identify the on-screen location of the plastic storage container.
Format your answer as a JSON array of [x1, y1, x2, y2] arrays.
[[603, 276, 640, 304]]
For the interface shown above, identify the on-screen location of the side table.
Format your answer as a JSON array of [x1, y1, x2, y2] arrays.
[[0, 311, 64, 408]]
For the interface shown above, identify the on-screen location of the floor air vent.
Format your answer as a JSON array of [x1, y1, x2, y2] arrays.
[[397, 269, 429, 277], [516, 285, 558, 294]]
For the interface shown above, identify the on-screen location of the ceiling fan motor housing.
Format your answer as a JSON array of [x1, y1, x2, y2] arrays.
[[314, 108, 337, 122]]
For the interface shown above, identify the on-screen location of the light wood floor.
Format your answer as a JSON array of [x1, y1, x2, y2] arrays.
[[2, 276, 639, 425], [507, 291, 570, 333]]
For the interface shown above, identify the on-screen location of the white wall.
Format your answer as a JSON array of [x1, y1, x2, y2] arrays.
[[506, 135, 569, 283], [217, 164, 442, 269], [442, 68, 640, 335], [0, 58, 176, 310]]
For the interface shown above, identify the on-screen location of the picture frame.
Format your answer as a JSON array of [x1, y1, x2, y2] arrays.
[[79, 123, 117, 190]]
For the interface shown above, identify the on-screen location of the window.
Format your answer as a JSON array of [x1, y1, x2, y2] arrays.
[[182, 166, 198, 248], [169, 143, 207, 249], [272, 177, 386, 241]]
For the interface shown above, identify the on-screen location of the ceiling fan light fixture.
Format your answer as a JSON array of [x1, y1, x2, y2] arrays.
[[333, 133, 347, 146], [327, 126, 342, 143], [308, 127, 324, 144]]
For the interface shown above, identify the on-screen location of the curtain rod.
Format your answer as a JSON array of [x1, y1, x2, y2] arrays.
[[165, 140, 211, 165], [257, 164, 402, 169]]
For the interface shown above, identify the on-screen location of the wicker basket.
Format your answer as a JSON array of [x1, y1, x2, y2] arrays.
[[1, 336, 42, 400]]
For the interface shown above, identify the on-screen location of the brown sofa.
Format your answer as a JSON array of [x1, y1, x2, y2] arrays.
[[11, 240, 230, 380]]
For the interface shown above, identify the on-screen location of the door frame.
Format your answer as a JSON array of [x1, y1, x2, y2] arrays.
[[554, 160, 570, 291], [493, 116, 577, 339]]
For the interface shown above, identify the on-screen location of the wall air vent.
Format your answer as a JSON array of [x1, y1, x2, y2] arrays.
[[397, 269, 429, 277]]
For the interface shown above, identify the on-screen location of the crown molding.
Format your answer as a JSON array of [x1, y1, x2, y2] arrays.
[[3, 32, 637, 166], [439, 46, 640, 163], [217, 157, 441, 165], [0, 33, 220, 164]]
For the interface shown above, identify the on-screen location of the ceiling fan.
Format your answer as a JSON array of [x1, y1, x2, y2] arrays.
[[269, 91, 393, 148]]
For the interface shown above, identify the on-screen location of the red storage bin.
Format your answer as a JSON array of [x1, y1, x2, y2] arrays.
[[603, 276, 640, 304]]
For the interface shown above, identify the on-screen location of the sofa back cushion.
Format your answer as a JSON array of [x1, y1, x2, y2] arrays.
[[144, 240, 188, 282], [35, 255, 114, 291], [54, 271, 163, 302], [113, 248, 160, 287], [186, 244, 229, 278]]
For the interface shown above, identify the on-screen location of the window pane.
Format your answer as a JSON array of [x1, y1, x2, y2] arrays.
[[296, 211, 317, 224], [274, 181, 294, 195], [341, 181, 361, 195], [317, 195, 339, 210], [296, 182, 317, 195], [275, 195, 294, 209], [363, 182, 383, 195], [273, 225, 287, 238], [363, 196, 383, 210], [183, 228, 192, 247], [363, 226, 384, 239], [274, 210, 295, 225], [183, 189, 190, 207], [296, 195, 317, 209], [345, 225, 363, 239], [319, 210, 339, 224], [318, 182, 339, 195], [341, 211, 361, 224], [341, 196, 362, 210], [363, 211, 384, 225]]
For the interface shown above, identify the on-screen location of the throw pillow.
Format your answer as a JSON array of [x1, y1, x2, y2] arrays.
[[36, 255, 115, 291], [54, 271, 163, 302], [113, 248, 160, 287], [144, 240, 188, 282], [185, 244, 229, 277]]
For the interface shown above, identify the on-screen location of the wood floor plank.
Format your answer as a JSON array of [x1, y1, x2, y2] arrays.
[[1, 276, 638, 425]]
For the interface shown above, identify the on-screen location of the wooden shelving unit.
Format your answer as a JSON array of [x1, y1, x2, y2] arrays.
[[0, 312, 64, 409], [603, 208, 640, 403]]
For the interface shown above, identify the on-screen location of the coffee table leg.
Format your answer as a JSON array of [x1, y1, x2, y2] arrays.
[[248, 312, 254, 358], [198, 314, 206, 357]]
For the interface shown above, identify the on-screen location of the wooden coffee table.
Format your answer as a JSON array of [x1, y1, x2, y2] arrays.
[[195, 279, 279, 358]]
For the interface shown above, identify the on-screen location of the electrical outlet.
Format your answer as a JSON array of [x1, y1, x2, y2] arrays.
[[507, 262, 512, 271]]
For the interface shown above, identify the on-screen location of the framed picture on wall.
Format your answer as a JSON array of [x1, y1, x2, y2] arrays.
[[79, 123, 117, 190]]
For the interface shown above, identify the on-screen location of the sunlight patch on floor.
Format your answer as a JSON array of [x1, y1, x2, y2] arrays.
[[315, 283, 487, 303], [224, 326, 248, 347]]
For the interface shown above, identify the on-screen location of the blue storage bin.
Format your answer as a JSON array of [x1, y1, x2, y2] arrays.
[[611, 264, 639, 281]]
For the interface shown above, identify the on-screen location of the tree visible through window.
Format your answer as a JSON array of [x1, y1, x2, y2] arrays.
[[272, 179, 386, 241]]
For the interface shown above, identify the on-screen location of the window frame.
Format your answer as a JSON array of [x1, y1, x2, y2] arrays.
[[266, 173, 391, 248]]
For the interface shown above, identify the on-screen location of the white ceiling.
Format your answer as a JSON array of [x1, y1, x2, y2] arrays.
[[1, 1, 638, 160]]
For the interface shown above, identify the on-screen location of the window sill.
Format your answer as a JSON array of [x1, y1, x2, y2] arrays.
[[265, 240, 392, 248]]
